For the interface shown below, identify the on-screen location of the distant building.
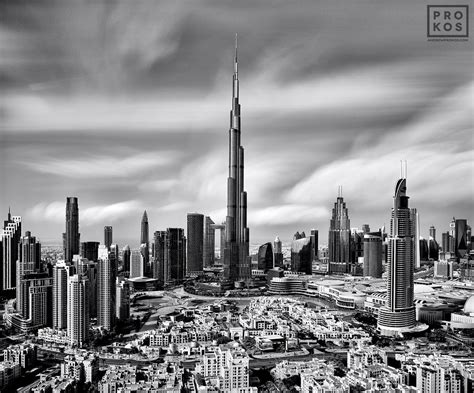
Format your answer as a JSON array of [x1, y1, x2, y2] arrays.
[[67, 274, 89, 347], [140, 211, 150, 273], [164, 228, 186, 284], [291, 236, 313, 275], [363, 233, 382, 278], [15, 272, 53, 331], [97, 256, 116, 331], [328, 188, 351, 274], [53, 263, 69, 329], [63, 197, 80, 262], [153, 231, 166, 283], [130, 250, 144, 278], [257, 242, 273, 272], [79, 241, 99, 261], [1, 209, 22, 292], [455, 219, 468, 258], [122, 245, 131, 272], [116, 278, 130, 321], [273, 236, 283, 268], [187, 213, 204, 275], [203, 216, 216, 267], [16, 231, 41, 310], [104, 226, 113, 250]]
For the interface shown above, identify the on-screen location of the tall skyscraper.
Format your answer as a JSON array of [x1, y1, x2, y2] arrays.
[[67, 274, 90, 347], [378, 175, 416, 336], [455, 219, 468, 258], [104, 226, 113, 250], [1, 209, 22, 292], [79, 241, 99, 262], [153, 232, 166, 283], [363, 233, 383, 278], [273, 236, 283, 268], [16, 231, 41, 314], [310, 229, 319, 262], [187, 213, 204, 275], [223, 35, 250, 283], [164, 228, 186, 285], [53, 262, 75, 330], [257, 243, 273, 272], [203, 216, 216, 267], [97, 256, 116, 331], [64, 197, 80, 262], [130, 250, 143, 278], [140, 211, 149, 273], [328, 187, 351, 274], [141, 210, 149, 245], [122, 245, 131, 272], [291, 235, 313, 275]]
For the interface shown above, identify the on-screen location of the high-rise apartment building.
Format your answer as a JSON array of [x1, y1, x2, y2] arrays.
[[378, 176, 416, 335], [67, 274, 89, 347], [223, 36, 250, 282], [15, 272, 53, 331], [122, 245, 131, 272], [97, 256, 116, 331], [328, 188, 351, 274], [16, 231, 41, 308], [63, 197, 80, 262], [130, 250, 144, 278], [1, 209, 22, 292], [53, 263, 70, 329], [104, 226, 113, 250], [187, 213, 204, 275]]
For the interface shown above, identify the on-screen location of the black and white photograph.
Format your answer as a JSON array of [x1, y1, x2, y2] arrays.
[[0, 0, 473, 392]]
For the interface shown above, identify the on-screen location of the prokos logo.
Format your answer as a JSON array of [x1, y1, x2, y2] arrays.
[[427, 5, 469, 38]]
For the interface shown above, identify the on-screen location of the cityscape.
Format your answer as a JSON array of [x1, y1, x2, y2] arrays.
[[1, 1, 473, 393]]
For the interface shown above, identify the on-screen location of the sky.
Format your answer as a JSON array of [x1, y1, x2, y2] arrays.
[[0, 0, 473, 248]]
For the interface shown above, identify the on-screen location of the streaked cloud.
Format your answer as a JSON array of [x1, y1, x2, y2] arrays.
[[23, 151, 181, 179]]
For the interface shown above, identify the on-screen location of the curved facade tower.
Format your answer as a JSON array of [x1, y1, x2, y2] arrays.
[[224, 35, 250, 282], [378, 177, 416, 335]]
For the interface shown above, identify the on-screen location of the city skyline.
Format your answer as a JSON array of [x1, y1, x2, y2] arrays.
[[1, 0, 473, 247]]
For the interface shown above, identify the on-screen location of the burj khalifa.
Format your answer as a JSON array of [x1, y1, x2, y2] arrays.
[[224, 35, 250, 282]]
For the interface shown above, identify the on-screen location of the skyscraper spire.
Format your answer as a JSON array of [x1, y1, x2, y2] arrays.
[[234, 33, 238, 76]]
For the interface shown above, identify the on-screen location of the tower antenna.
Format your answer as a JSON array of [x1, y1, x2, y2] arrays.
[[234, 33, 238, 75]]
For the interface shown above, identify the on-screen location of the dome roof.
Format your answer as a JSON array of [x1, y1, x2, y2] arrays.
[[463, 295, 474, 314]]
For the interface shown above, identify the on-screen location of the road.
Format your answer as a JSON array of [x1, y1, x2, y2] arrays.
[[249, 351, 346, 369]]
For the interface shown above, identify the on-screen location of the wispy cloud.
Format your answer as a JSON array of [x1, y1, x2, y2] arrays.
[[23, 151, 181, 179], [28, 200, 141, 226]]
